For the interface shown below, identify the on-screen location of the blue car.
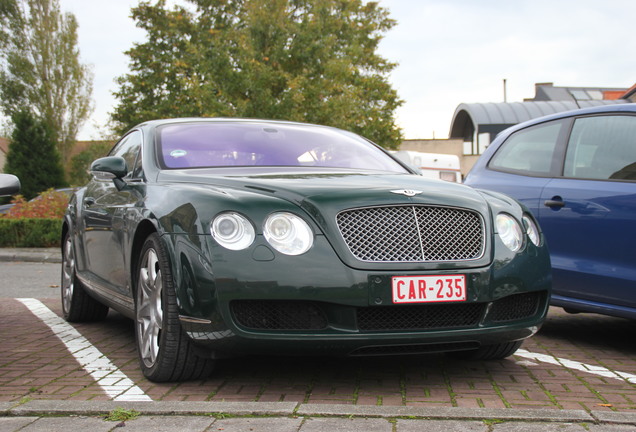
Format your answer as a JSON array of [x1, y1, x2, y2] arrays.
[[465, 103, 636, 320]]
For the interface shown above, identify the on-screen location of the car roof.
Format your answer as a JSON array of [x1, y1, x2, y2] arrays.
[[135, 117, 329, 130], [501, 103, 636, 136]]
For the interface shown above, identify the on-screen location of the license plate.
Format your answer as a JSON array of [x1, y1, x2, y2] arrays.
[[391, 275, 466, 304]]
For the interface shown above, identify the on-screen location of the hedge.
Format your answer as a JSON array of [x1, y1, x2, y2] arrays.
[[0, 218, 63, 248]]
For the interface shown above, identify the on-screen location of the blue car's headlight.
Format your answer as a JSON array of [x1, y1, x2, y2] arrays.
[[211, 212, 255, 250], [263, 212, 313, 255], [496, 213, 523, 252], [522, 214, 541, 247]]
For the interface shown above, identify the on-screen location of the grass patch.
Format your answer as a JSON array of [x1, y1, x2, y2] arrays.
[[104, 407, 140, 422], [483, 418, 505, 426]]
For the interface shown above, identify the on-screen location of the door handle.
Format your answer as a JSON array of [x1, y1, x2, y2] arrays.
[[544, 198, 565, 209]]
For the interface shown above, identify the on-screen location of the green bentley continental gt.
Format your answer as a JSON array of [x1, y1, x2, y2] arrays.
[[61, 118, 551, 382]]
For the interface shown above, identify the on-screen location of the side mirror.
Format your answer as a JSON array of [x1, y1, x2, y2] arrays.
[[90, 156, 128, 179], [90, 156, 128, 190], [0, 174, 20, 197]]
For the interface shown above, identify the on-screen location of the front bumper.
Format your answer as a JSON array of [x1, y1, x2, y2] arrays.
[[166, 234, 551, 358], [181, 293, 548, 358]]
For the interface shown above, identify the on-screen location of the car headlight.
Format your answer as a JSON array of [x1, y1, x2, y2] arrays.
[[496, 213, 523, 252], [211, 212, 255, 250], [522, 214, 541, 247], [263, 212, 313, 255]]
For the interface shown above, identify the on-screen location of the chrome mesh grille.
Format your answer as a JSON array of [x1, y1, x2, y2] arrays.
[[336, 205, 484, 262]]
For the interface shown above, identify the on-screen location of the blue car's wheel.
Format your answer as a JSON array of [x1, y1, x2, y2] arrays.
[[134, 233, 215, 382], [61, 230, 108, 322]]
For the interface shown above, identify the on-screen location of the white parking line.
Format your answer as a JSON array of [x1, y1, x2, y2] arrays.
[[17, 298, 152, 401], [516, 348, 636, 384]]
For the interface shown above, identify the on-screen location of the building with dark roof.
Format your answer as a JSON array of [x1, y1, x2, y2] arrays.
[[532, 82, 627, 102], [449, 82, 630, 156]]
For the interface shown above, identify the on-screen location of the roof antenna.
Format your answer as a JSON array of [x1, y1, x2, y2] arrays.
[[503, 78, 507, 103]]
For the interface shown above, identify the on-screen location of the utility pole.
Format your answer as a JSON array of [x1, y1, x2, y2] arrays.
[[503, 78, 508, 102]]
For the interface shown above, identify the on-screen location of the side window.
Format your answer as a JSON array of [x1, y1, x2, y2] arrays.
[[488, 121, 563, 176], [564, 115, 636, 181], [109, 131, 142, 179]]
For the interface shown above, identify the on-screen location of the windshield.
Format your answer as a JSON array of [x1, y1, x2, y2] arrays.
[[157, 122, 408, 173]]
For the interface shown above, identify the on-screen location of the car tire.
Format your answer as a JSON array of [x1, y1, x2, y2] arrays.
[[135, 233, 215, 382], [61, 231, 109, 322], [449, 340, 523, 360]]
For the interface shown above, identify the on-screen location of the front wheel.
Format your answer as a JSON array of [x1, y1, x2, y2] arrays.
[[448, 340, 523, 361], [135, 233, 215, 382], [61, 230, 108, 322]]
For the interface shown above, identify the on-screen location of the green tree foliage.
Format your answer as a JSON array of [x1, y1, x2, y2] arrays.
[[112, 0, 403, 148], [0, 0, 19, 48], [4, 110, 66, 199], [0, 0, 93, 167]]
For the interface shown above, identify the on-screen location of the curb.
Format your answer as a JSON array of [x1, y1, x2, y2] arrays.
[[1, 401, 635, 425], [0, 248, 61, 263]]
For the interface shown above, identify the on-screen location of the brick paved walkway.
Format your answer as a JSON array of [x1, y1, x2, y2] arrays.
[[1, 297, 635, 413]]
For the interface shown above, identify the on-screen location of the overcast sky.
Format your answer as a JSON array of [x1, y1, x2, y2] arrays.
[[59, 0, 636, 141]]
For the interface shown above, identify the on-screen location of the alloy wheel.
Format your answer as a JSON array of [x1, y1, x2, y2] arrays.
[[136, 248, 164, 368], [61, 235, 75, 314]]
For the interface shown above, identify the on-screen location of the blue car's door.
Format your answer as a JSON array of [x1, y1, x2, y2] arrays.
[[538, 114, 636, 314], [539, 178, 636, 310]]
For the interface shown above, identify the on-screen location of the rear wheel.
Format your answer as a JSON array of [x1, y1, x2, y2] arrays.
[[135, 233, 215, 382], [61, 230, 109, 322], [449, 340, 523, 360]]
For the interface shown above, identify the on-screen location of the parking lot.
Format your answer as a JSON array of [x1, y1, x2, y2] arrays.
[[1, 260, 635, 415]]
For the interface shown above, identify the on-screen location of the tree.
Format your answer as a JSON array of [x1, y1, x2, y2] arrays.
[[112, 0, 403, 148], [4, 110, 66, 199], [0, 0, 93, 167], [0, 0, 19, 49]]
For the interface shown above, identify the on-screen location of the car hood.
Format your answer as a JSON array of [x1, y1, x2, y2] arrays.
[[158, 168, 488, 212], [157, 168, 497, 271]]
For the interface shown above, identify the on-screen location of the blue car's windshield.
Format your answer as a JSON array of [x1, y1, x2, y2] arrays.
[[157, 121, 408, 173]]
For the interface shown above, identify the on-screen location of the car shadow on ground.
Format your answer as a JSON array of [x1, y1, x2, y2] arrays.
[[538, 308, 636, 354]]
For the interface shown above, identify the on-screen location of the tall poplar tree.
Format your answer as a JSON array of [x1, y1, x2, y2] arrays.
[[112, 0, 403, 148], [0, 0, 19, 49], [0, 0, 93, 167]]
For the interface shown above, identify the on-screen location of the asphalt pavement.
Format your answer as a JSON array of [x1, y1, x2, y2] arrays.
[[1, 248, 635, 431]]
